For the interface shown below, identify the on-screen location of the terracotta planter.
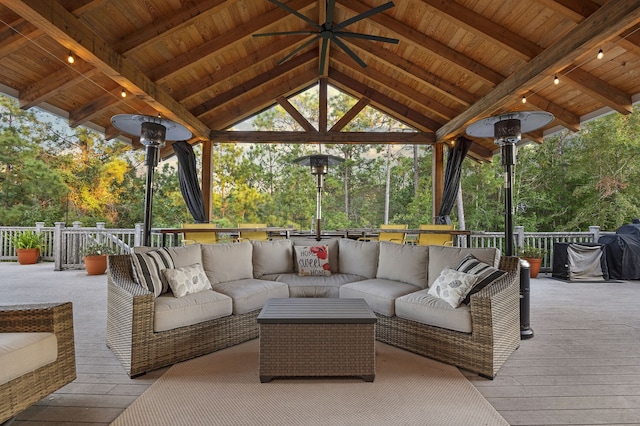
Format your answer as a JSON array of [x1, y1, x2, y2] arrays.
[[524, 257, 542, 278], [84, 255, 108, 275], [16, 248, 40, 265]]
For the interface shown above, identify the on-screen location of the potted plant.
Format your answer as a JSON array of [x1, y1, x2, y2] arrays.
[[518, 244, 547, 278], [11, 231, 43, 265], [81, 243, 117, 275]]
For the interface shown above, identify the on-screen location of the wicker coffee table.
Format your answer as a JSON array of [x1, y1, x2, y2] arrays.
[[257, 298, 377, 382]]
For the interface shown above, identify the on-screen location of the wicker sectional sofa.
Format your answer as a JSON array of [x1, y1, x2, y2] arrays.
[[106, 238, 520, 379]]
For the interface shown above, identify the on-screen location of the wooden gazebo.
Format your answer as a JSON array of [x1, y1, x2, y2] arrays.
[[2, 0, 640, 219]]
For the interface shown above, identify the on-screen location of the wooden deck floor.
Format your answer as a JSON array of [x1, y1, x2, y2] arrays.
[[2, 261, 640, 425]]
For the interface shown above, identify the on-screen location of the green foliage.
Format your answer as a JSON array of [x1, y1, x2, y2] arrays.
[[517, 244, 547, 259], [11, 230, 43, 249], [81, 243, 117, 256]]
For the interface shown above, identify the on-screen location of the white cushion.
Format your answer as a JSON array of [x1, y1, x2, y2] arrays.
[[153, 290, 232, 332], [0, 332, 57, 385], [427, 246, 500, 287], [251, 239, 294, 277], [294, 245, 331, 276], [340, 278, 421, 316], [162, 263, 212, 298], [338, 238, 379, 278], [163, 244, 203, 268], [376, 242, 429, 288], [266, 272, 367, 298], [212, 278, 289, 314], [293, 238, 340, 273], [202, 242, 253, 284], [395, 289, 472, 333], [427, 267, 478, 308]]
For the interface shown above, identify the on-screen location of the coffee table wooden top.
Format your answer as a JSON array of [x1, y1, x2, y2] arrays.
[[257, 298, 377, 324]]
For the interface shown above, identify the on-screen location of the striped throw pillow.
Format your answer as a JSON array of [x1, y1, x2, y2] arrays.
[[456, 254, 507, 305], [131, 248, 175, 297]]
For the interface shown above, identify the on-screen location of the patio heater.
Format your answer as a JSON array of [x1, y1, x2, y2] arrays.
[[466, 111, 553, 339], [111, 114, 192, 246], [293, 154, 344, 241]]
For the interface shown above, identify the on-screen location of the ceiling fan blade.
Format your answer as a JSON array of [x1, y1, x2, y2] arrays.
[[332, 37, 367, 68], [319, 37, 329, 74], [277, 36, 320, 65], [335, 31, 399, 44], [325, 0, 336, 29], [253, 30, 316, 37], [268, 0, 322, 29], [333, 1, 395, 31]]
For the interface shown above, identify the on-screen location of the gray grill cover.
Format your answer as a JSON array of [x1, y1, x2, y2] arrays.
[[567, 244, 605, 281]]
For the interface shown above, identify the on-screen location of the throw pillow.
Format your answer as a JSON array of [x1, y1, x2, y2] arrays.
[[456, 254, 508, 305], [428, 267, 478, 308], [294, 245, 331, 276], [130, 247, 175, 297], [162, 263, 212, 298]]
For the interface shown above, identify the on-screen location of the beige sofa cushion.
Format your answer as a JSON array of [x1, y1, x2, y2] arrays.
[[212, 278, 289, 314], [202, 242, 253, 284], [395, 289, 472, 333], [265, 272, 367, 298], [252, 239, 294, 278], [338, 238, 379, 278], [340, 278, 421, 316], [153, 289, 232, 332], [0, 332, 57, 385], [427, 246, 500, 287], [377, 242, 429, 288]]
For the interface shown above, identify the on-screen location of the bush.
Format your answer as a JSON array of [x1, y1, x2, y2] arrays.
[[11, 231, 43, 249]]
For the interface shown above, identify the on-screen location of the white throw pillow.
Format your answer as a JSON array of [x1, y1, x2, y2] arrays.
[[162, 263, 212, 298], [251, 239, 294, 277], [428, 267, 478, 308], [294, 245, 331, 276]]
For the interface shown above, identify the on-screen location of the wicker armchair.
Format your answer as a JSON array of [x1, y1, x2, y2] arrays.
[[0, 302, 76, 423]]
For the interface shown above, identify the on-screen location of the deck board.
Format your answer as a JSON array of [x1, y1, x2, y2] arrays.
[[1, 261, 639, 425]]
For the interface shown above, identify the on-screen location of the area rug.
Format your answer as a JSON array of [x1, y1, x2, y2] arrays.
[[112, 339, 507, 426]]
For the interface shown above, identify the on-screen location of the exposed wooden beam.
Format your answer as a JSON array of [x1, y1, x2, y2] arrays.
[[525, 93, 581, 132], [19, 62, 96, 109], [436, 0, 640, 141], [276, 96, 316, 131], [330, 97, 370, 132], [68, 87, 123, 128], [2, 0, 211, 141], [561, 67, 633, 115], [319, 78, 328, 132], [208, 131, 435, 144]]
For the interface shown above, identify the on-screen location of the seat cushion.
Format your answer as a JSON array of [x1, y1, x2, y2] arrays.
[[395, 289, 472, 333], [264, 272, 367, 298], [340, 278, 421, 316], [0, 332, 57, 385], [212, 278, 289, 314], [153, 289, 232, 332], [338, 238, 379, 278]]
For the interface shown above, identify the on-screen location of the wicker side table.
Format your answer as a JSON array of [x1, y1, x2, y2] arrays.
[[257, 298, 377, 382]]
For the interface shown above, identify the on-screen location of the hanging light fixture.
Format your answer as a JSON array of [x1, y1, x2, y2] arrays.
[[67, 52, 75, 64], [553, 75, 559, 85], [121, 88, 127, 98], [293, 154, 344, 241], [111, 114, 192, 246], [597, 48, 604, 60]]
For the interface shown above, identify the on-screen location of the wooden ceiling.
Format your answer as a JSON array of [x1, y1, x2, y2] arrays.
[[2, 0, 640, 162]]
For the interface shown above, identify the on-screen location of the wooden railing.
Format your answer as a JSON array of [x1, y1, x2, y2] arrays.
[[0, 223, 614, 272]]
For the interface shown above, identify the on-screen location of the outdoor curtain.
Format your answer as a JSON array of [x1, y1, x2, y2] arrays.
[[172, 141, 207, 223], [435, 136, 473, 225]]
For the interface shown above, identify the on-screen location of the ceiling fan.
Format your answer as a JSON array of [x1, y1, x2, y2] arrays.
[[253, 0, 399, 74]]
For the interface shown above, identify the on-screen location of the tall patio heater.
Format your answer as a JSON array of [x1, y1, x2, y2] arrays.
[[294, 154, 344, 241], [111, 114, 192, 246], [466, 111, 553, 339]]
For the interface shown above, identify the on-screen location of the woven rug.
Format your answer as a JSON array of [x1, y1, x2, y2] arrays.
[[112, 339, 507, 426]]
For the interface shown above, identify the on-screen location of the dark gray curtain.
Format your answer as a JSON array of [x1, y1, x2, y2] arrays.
[[172, 141, 207, 223], [435, 136, 473, 225]]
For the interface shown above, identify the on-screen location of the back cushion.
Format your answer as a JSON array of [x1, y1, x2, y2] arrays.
[[252, 239, 294, 278], [131, 244, 202, 296], [293, 237, 339, 273], [201, 242, 253, 284], [338, 238, 379, 278], [427, 246, 500, 287], [376, 242, 429, 288]]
